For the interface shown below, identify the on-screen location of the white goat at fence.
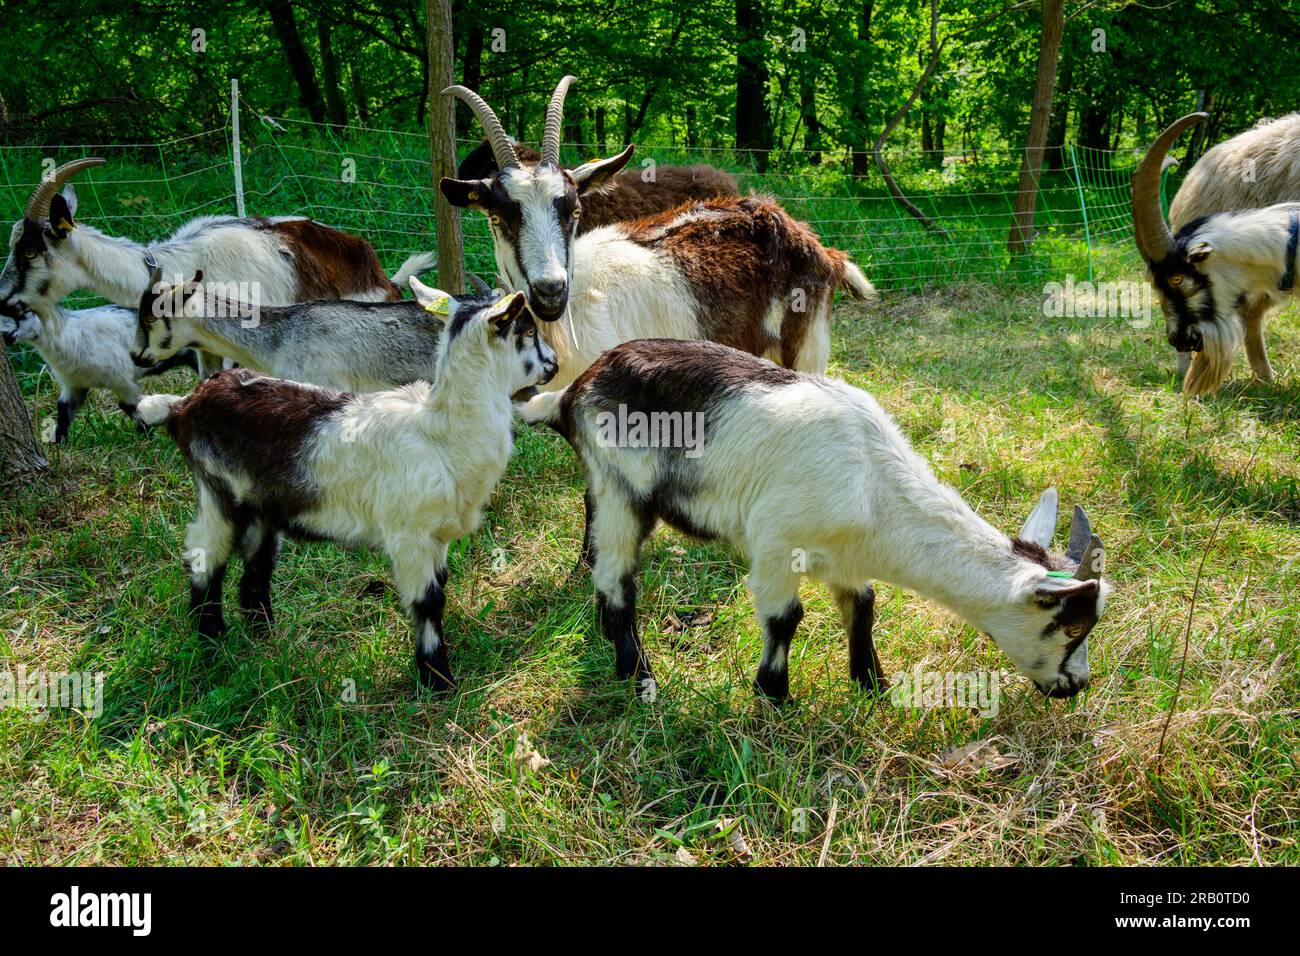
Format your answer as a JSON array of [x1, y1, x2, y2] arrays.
[[0, 158, 433, 374]]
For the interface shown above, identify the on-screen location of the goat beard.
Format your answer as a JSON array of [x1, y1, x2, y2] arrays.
[[1182, 314, 1244, 396]]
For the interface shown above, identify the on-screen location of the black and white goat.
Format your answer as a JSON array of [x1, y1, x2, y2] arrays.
[[439, 79, 875, 387], [135, 288, 557, 690], [521, 339, 1110, 702], [1, 304, 193, 442], [0, 158, 434, 373], [134, 270, 447, 392], [1134, 113, 1298, 394]]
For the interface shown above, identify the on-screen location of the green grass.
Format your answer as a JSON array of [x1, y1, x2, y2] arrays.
[[2, 280, 1296, 866]]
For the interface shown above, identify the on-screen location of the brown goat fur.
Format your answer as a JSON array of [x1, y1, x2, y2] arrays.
[[264, 219, 402, 302]]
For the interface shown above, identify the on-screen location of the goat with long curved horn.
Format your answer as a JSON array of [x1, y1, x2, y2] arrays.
[[1131, 113, 1206, 264], [541, 75, 577, 167], [442, 86, 520, 171], [25, 157, 106, 224]]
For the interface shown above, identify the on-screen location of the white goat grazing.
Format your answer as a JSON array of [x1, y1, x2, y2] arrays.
[[133, 271, 447, 392], [2, 304, 193, 442], [134, 288, 557, 691], [522, 339, 1110, 702], [438, 80, 875, 388]]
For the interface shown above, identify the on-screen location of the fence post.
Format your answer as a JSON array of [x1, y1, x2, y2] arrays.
[[231, 77, 246, 218], [426, 0, 464, 294], [1069, 143, 1093, 284]]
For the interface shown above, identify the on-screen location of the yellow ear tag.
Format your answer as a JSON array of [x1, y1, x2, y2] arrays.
[[57, 218, 74, 232], [422, 291, 452, 316]]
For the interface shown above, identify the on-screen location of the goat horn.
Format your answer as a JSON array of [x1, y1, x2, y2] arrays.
[[442, 85, 519, 171], [25, 157, 106, 223], [1132, 113, 1205, 264], [541, 75, 577, 167]]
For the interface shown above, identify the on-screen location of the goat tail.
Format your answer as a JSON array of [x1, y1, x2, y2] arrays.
[[134, 393, 185, 430], [838, 261, 878, 303], [390, 251, 437, 286], [516, 388, 567, 427]]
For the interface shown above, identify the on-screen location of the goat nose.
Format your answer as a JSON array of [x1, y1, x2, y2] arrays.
[[533, 278, 566, 300]]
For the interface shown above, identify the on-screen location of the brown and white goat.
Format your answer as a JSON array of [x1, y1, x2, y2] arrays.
[[0, 158, 434, 372], [438, 78, 875, 387], [458, 138, 740, 231], [1134, 114, 1298, 394]]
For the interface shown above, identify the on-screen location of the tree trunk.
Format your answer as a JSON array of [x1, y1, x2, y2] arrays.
[[850, 2, 874, 177], [459, 15, 483, 138], [1045, 42, 1073, 171], [1007, 0, 1065, 255], [800, 72, 821, 164], [318, 20, 348, 127], [735, 0, 770, 171], [348, 61, 370, 125], [265, 0, 326, 123], [426, 0, 464, 294], [596, 106, 607, 150], [0, 353, 46, 484]]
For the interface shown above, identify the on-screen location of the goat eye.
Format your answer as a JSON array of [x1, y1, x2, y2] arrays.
[[571, 209, 580, 220], [490, 215, 502, 227], [1169, 275, 1184, 286], [23, 249, 37, 260], [1065, 625, 1085, 638], [526, 328, 535, 338]]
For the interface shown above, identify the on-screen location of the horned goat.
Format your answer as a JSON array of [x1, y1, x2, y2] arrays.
[[458, 137, 740, 231], [134, 287, 557, 691], [134, 270, 445, 392], [0, 158, 434, 373], [438, 78, 875, 389], [1163, 112, 1300, 382], [1134, 113, 1299, 394], [521, 339, 1110, 703]]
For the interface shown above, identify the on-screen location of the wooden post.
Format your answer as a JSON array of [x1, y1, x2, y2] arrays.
[[426, 0, 464, 295]]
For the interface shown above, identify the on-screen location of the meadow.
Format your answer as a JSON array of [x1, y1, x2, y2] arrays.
[[0, 134, 1296, 865]]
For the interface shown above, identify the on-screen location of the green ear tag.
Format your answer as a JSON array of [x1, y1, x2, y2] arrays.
[[422, 291, 451, 316], [1045, 571, 1074, 579]]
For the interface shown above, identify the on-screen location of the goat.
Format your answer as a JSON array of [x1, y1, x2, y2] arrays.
[[520, 339, 1110, 703], [438, 79, 875, 388], [458, 137, 740, 231], [133, 269, 445, 392], [2, 304, 195, 442], [1163, 112, 1300, 381], [1134, 113, 1298, 394], [133, 284, 557, 691], [0, 158, 434, 373]]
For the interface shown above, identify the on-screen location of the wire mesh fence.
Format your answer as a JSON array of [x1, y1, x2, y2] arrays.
[[0, 87, 1158, 311]]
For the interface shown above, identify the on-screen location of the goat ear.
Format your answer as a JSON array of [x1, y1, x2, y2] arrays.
[[1032, 577, 1099, 605], [487, 291, 528, 334], [47, 188, 78, 239], [570, 145, 634, 196], [1018, 488, 1058, 549], [439, 177, 491, 210], [1187, 241, 1214, 264], [408, 275, 455, 316]]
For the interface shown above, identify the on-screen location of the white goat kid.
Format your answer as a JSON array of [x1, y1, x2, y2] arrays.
[[135, 287, 557, 691], [2, 304, 192, 442], [522, 339, 1111, 703]]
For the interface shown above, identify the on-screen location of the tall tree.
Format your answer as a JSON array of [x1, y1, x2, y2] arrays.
[[1007, 0, 1065, 254], [735, 0, 771, 171], [266, 0, 327, 124], [427, 0, 463, 294]]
